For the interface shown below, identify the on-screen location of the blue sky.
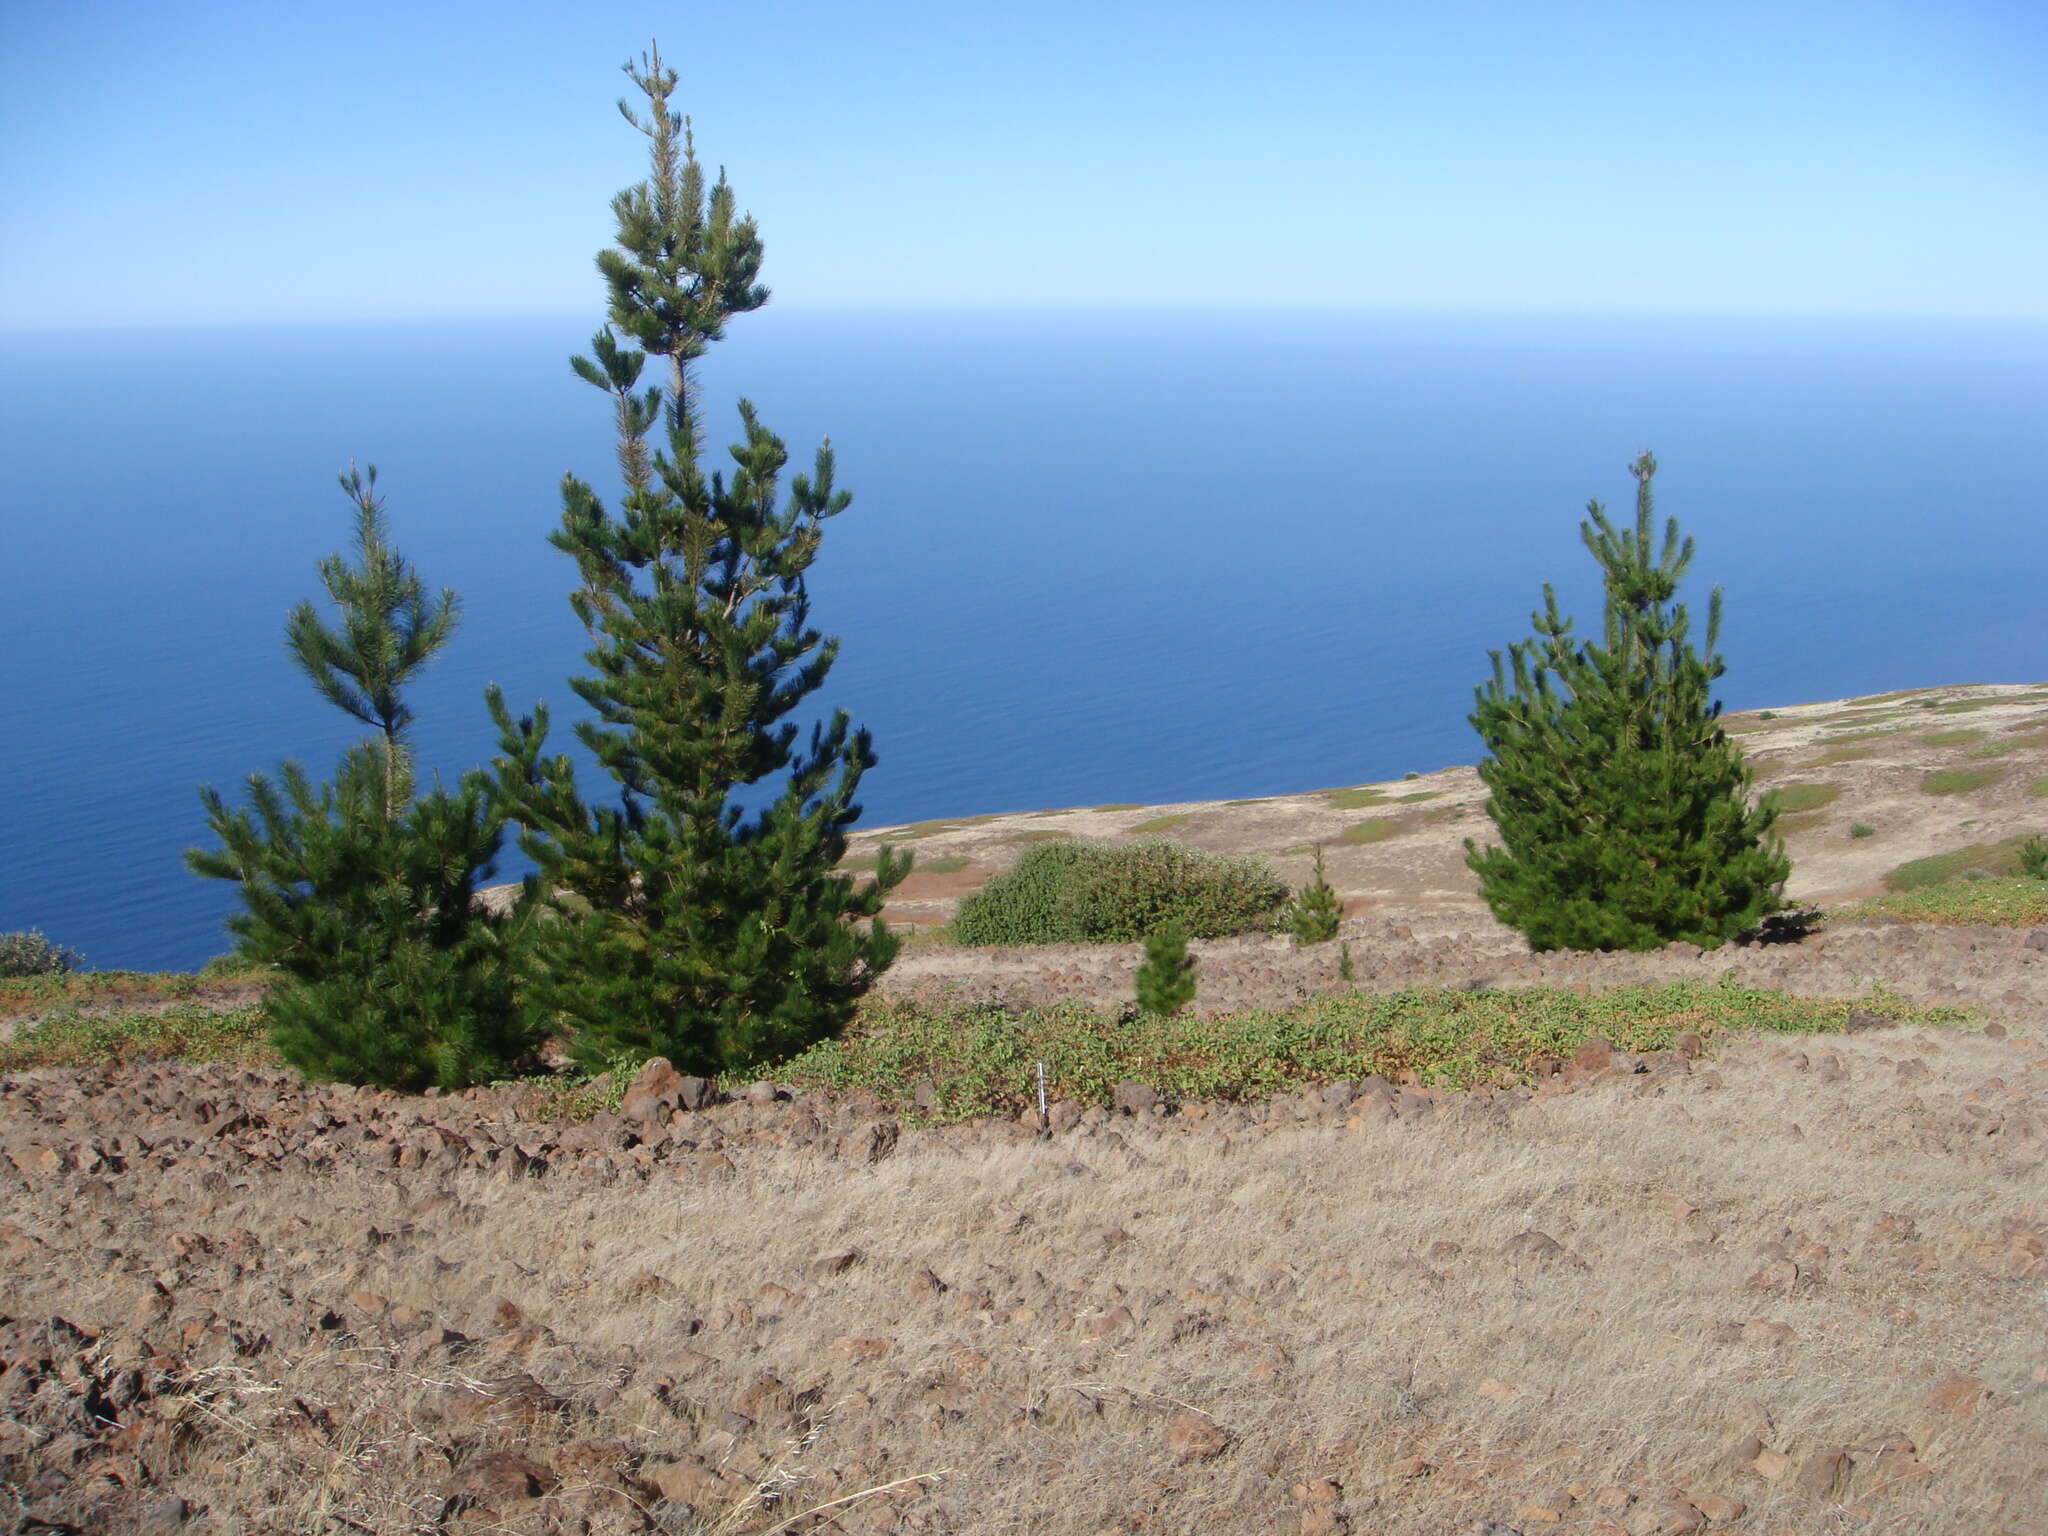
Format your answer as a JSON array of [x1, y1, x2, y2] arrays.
[[2, 0, 2043, 327]]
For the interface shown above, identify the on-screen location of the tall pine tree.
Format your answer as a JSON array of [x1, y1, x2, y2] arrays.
[[489, 47, 906, 1076], [190, 468, 527, 1090], [1465, 453, 1788, 952]]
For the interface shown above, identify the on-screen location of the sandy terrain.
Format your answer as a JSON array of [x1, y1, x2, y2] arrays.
[[852, 680, 2048, 932]]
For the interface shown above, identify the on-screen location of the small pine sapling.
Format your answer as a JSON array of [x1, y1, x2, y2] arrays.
[[189, 468, 528, 1090], [1287, 845, 1342, 946], [2019, 835, 2048, 880], [1135, 922, 1196, 1018], [1338, 940, 1356, 983], [1466, 453, 1788, 951]]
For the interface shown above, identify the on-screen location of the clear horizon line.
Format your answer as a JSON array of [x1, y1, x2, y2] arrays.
[[5, 301, 2048, 339]]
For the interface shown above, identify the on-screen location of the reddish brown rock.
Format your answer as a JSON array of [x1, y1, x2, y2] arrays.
[[811, 1247, 863, 1275], [619, 1058, 685, 1123], [1624, 1501, 1703, 1536], [1924, 1372, 1987, 1416], [1165, 1411, 1228, 1463], [1793, 1448, 1849, 1501], [1751, 1446, 1793, 1481], [447, 1451, 557, 1504]]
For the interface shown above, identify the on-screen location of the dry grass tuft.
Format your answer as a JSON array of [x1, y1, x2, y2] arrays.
[[3, 1020, 2044, 1534]]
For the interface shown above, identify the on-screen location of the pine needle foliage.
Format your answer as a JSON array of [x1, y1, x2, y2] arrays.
[[284, 464, 458, 818], [489, 47, 904, 1076], [190, 749, 525, 1089], [190, 473, 525, 1090], [1287, 845, 1342, 946], [1465, 453, 1788, 952], [1134, 923, 1197, 1018]]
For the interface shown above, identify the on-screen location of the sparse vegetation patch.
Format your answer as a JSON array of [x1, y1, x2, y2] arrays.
[[1761, 783, 1840, 815], [1844, 876, 2048, 928], [771, 983, 1963, 1120], [1881, 837, 2036, 891], [1921, 767, 2002, 795], [1320, 786, 1391, 810], [0, 1003, 272, 1072], [1801, 746, 1874, 767], [1126, 814, 1193, 835], [1340, 818, 1402, 845]]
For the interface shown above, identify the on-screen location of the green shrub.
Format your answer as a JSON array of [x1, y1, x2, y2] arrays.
[[1849, 822, 1876, 839], [1465, 454, 1788, 953], [1287, 846, 1342, 945], [2021, 836, 2048, 881], [1135, 923, 1196, 1017], [191, 750, 531, 1092], [0, 930, 82, 979], [951, 839, 1288, 946]]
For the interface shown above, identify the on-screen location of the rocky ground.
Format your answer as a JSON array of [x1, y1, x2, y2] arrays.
[[4, 1021, 2047, 1535]]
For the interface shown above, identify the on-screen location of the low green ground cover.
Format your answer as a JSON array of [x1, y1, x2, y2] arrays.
[[1320, 786, 1392, 810], [0, 973, 1972, 1124], [1340, 818, 1402, 844], [770, 982, 1966, 1122], [0, 969, 220, 1019], [1126, 814, 1192, 834], [1762, 783, 1840, 815], [1845, 878, 2048, 928], [1881, 838, 2035, 891], [0, 1003, 272, 1072], [1922, 767, 2003, 795]]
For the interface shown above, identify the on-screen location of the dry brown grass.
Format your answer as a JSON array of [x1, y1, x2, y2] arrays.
[[4, 1021, 2045, 1534]]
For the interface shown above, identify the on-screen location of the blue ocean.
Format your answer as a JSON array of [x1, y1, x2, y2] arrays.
[[2, 310, 2042, 971]]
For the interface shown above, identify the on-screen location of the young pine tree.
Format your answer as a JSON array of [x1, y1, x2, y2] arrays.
[[1135, 923, 1197, 1018], [284, 464, 459, 818], [189, 468, 527, 1090], [489, 48, 906, 1076], [1287, 845, 1342, 946], [1465, 453, 1788, 952]]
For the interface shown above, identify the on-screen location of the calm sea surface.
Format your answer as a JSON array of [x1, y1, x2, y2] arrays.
[[3, 310, 2043, 970]]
